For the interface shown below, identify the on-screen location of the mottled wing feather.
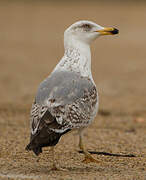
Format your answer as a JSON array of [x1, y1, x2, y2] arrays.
[[49, 85, 97, 132], [31, 71, 98, 135], [30, 102, 48, 135]]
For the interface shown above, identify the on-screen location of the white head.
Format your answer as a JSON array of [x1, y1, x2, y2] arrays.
[[64, 20, 119, 47]]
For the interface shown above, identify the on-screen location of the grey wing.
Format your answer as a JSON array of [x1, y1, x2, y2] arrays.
[[34, 71, 98, 132]]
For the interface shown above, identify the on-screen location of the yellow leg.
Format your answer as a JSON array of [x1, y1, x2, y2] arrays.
[[50, 147, 67, 171], [79, 132, 100, 164]]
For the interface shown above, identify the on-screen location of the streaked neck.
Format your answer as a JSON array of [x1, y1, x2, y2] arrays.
[[54, 37, 92, 79]]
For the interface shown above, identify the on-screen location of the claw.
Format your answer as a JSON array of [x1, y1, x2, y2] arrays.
[[50, 165, 68, 171], [82, 155, 100, 164]]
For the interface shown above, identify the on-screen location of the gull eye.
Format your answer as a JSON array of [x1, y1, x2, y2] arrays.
[[81, 24, 91, 29], [78, 23, 92, 31]]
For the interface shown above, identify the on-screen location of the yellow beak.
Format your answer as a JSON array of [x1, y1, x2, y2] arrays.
[[96, 27, 119, 35]]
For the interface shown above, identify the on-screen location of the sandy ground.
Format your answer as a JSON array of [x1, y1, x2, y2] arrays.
[[0, 1, 146, 180]]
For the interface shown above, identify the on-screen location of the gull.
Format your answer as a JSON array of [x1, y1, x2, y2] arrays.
[[26, 20, 119, 170]]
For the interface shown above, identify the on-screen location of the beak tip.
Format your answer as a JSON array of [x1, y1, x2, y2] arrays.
[[111, 28, 119, 35]]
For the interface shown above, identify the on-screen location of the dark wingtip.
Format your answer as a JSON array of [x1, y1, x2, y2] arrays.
[[25, 144, 31, 151], [25, 143, 42, 156], [32, 147, 42, 156]]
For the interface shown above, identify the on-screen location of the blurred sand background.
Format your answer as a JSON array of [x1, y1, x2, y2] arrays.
[[0, 1, 146, 179]]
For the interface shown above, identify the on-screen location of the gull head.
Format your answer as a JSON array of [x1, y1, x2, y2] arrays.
[[64, 20, 119, 46]]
